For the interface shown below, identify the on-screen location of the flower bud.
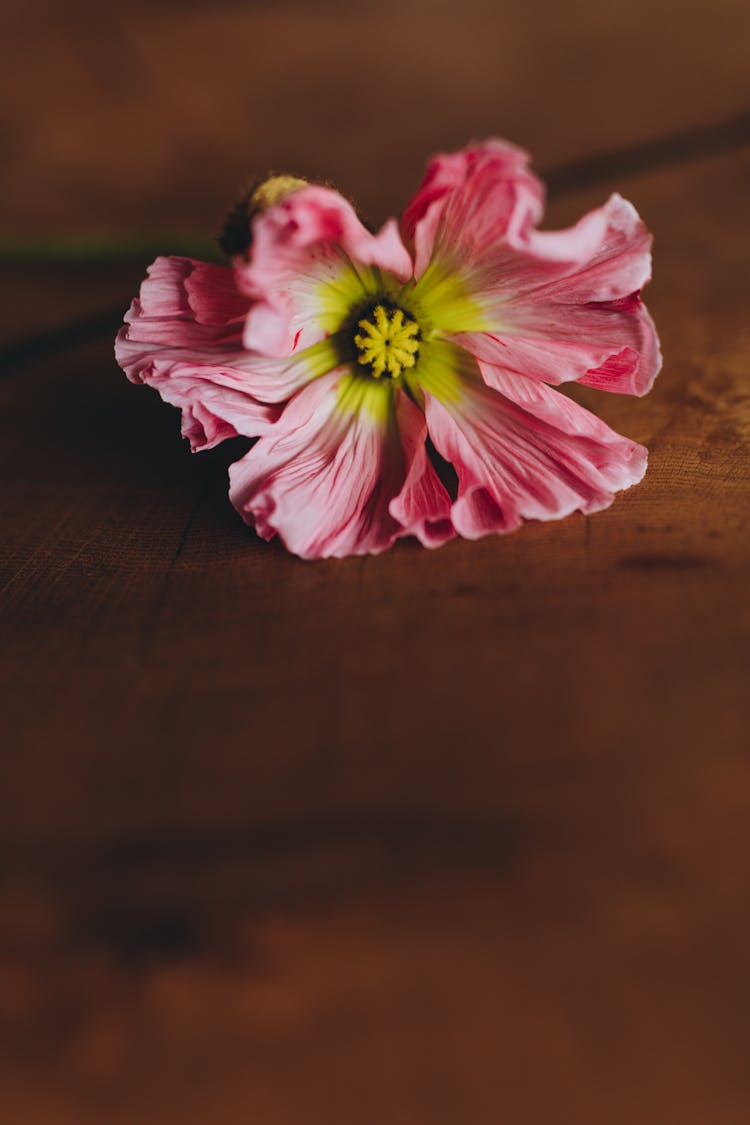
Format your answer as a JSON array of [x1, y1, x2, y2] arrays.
[[219, 174, 308, 257]]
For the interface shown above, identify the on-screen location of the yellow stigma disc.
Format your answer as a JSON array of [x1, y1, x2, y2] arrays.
[[353, 305, 420, 379]]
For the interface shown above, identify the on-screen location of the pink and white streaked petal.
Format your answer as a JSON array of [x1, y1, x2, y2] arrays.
[[530, 195, 653, 299], [123, 256, 250, 348], [389, 391, 454, 548], [478, 359, 649, 451], [235, 185, 413, 357], [401, 140, 544, 278], [229, 371, 405, 560], [115, 332, 282, 449], [115, 256, 324, 450], [424, 366, 647, 540], [453, 194, 661, 396], [184, 260, 251, 325]]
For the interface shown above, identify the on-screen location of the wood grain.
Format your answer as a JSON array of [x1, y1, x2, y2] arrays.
[[1, 2, 749, 1122]]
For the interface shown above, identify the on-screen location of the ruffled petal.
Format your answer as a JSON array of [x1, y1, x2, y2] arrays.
[[401, 139, 544, 279], [184, 260, 252, 326], [229, 371, 407, 560], [419, 343, 647, 539], [119, 256, 250, 348], [452, 194, 662, 396], [389, 391, 454, 548], [116, 256, 334, 450], [235, 184, 413, 358]]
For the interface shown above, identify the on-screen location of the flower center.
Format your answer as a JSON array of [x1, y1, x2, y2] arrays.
[[353, 304, 420, 380]]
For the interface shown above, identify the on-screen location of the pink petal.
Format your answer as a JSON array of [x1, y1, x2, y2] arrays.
[[121, 256, 250, 348], [401, 139, 544, 278], [235, 185, 413, 357], [185, 260, 251, 326], [389, 392, 454, 548], [115, 256, 318, 450], [424, 355, 647, 540], [229, 371, 406, 560], [454, 194, 662, 396]]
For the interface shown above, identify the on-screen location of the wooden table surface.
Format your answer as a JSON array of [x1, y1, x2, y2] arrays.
[[2, 2, 749, 1122]]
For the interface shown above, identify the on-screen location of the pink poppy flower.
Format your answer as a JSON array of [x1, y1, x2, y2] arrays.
[[116, 140, 660, 559]]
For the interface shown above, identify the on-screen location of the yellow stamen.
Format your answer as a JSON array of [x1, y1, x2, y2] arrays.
[[353, 304, 420, 379]]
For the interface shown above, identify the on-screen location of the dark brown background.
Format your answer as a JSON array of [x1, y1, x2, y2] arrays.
[[1, 1, 749, 1122]]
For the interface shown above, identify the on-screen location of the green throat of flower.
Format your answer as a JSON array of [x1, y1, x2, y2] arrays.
[[353, 303, 420, 380], [311, 255, 492, 412]]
